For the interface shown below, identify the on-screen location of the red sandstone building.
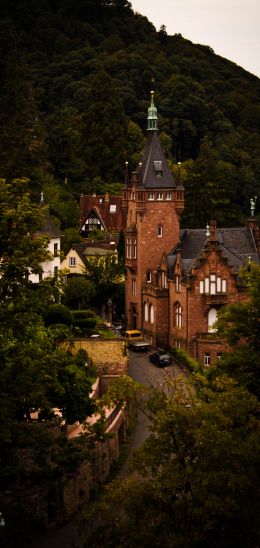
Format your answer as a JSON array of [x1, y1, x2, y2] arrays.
[[123, 93, 260, 365]]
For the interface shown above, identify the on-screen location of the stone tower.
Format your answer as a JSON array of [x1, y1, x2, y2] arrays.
[[123, 92, 184, 333]]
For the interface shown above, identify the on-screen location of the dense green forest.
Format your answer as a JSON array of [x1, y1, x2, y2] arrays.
[[0, 0, 260, 229]]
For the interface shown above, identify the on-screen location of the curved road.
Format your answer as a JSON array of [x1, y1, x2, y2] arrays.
[[28, 350, 183, 548]]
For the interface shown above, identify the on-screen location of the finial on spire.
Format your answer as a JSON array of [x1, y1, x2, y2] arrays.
[[125, 161, 130, 187], [147, 90, 158, 131]]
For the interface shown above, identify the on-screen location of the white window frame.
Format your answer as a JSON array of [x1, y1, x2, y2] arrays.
[[176, 275, 180, 292], [69, 256, 76, 267], [157, 192, 163, 201], [158, 225, 163, 237], [210, 274, 216, 295], [133, 239, 137, 259], [204, 353, 211, 366], [222, 279, 227, 293], [126, 238, 131, 259], [148, 192, 154, 201], [166, 192, 172, 200], [146, 271, 151, 283], [174, 303, 182, 328], [144, 302, 149, 322], [149, 304, 154, 324]]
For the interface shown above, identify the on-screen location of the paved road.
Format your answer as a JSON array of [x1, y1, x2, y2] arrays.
[[28, 351, 183, 548]]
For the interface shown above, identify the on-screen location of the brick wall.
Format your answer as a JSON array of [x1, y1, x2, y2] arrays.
[[71, 339, 128, 375]]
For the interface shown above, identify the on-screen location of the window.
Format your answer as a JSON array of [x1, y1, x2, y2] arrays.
[[162, 271, 168, 288], [149, 304, 154, 324], [148, 192, 154, 200], [146, 271, 151, 283], [110, 204, 116, 213], [132, 278, 136, 295], [199, 276, 228, 294], [175, 340, 181, 349], [157, 192, 163, 200], [69, 256, 76, 267], [208, 308, 217, 332], [217, 353, 222, 360], [210, 274, 216, 295], [174, 303, 183, 328], [126, 238, 131, 259], [133, 239, 137, 259], [54, 243, 58, 257], [204, 353, 211, 366], [166, 192, 172, 200], [175, 275, 180, 292], [144, 302, 149, 322], [154, 161, 163, 178], [54, 266, 58, 279], [222, 279, 227, 293], [158, 225, 163, 237]]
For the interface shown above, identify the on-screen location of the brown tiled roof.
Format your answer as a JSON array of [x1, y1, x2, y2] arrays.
[[79, 194, 126, 232], [136, 131, 176, 189]]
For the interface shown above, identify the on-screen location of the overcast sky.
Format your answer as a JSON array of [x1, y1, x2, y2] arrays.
[[130, 0, 260, 78]]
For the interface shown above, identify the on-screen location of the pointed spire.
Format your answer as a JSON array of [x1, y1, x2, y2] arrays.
[[147, 90, 158, 131]]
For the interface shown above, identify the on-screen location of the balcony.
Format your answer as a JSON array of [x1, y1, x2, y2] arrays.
[[203, 293, 228, 306]]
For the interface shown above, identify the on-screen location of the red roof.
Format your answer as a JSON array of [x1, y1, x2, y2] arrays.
[[79, 194, 126, 233]]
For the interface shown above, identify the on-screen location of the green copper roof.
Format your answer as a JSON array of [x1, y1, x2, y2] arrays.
[[147, 91, 158, 131]]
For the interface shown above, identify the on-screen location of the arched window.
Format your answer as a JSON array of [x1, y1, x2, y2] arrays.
[[174, 303, 182, 328], [208, 308, 217, 332], [149, 304, 154, 324], [144, 302, 149, 322]]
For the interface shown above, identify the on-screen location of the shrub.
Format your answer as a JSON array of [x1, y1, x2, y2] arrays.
[[170, 347, 201, 373], [45, 304, 74, 326]]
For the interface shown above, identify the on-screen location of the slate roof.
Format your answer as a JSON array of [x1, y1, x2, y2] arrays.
[[38, 200, 61, 238], [170, 227, 259, 277], [79, 194, 126, 232], [136, 131, 176, 190]]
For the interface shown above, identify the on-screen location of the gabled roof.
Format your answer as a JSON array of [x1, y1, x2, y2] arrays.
[[136, 131, 176, 190], [70, 241, 117, 266], [38, 197, 61, 238], [80, 194, 126, 232], [169, 227, 259, 277]]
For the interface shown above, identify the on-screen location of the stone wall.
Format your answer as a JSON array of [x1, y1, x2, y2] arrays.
[[72, 338, 128, 375]]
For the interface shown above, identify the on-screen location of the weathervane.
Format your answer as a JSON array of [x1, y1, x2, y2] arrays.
[[250, 196, 257, 216]]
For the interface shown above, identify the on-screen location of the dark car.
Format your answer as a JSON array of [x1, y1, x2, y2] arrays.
[[149, 351, 172, 367]]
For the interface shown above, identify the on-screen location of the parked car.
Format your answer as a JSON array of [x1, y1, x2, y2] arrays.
[[149, 351, 172, 367]]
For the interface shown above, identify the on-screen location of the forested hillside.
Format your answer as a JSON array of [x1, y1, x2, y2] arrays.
[[1, 0, 260, 229]]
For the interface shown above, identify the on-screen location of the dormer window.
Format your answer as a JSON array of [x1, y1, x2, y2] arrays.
[[154, 160, 163, 178], [157, 192, 163, 200], [148, 192, 154, 200]]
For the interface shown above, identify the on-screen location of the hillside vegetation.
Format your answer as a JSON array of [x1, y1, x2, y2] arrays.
[[0, 0, 260, 228]]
